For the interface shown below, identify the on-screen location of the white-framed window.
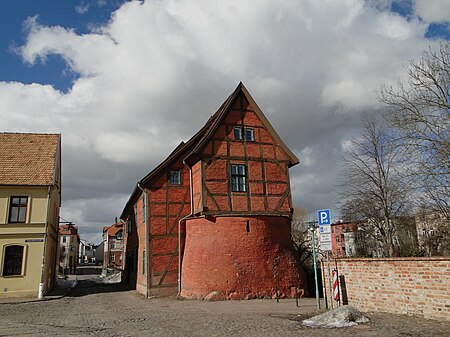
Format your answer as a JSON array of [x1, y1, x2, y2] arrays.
[[169, 170, 181, 185], [234, 126, 243, 140], [2, 245, 26, 276], [110, 255, 115, 262], [245, 128, 254, 141], [233, 126, 254, 142], [231, 164, 247, 192]]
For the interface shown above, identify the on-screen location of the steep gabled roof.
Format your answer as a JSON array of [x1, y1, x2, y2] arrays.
[[120, 82, 299, 219], [0, 133, 60, 186], [185, 82, 299, 167]]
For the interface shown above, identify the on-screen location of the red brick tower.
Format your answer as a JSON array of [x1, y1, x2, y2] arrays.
[[180, 83, 304, 299]]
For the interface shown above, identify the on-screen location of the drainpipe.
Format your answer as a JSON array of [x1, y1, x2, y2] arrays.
[[137, 182, 149, 298], [38, 185, 53, 300], [178, 161, 194, 297]]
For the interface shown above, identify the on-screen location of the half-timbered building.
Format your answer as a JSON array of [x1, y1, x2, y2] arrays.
[[121, 83, 306, 299]]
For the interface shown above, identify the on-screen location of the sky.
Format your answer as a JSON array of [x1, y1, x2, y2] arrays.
[[1, 0, 449, 244]]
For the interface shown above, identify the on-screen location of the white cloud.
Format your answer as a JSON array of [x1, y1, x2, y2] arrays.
[[75, 2, 90, 15], [415, 0, 450, 23], [1, 0, 448, 242]]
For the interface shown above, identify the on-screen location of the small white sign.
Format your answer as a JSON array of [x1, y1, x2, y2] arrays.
[[320, 241, 332, 251], [320, 225, 331, 234], [320, 233, 332, 242]]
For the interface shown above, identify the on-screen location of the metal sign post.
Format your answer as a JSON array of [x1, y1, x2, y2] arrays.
[[306, 220, 320, 311], [317, 209, 333, 310]]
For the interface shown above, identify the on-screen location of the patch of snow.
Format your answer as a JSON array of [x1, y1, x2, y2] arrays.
[[102, 271, 122, 284], [302, 305, 370, 328]]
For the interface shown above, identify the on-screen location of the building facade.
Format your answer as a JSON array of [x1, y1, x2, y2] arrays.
[[121, 83, 306, 299], [79, 240, 96, 264], [0, 133, 61, 299], [330, 221, 358, 258], [59, 224, 80, 274], [103, 221, 124, 269]]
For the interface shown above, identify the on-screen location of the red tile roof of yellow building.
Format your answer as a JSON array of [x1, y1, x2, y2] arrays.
[[0, 132, 60, 186]]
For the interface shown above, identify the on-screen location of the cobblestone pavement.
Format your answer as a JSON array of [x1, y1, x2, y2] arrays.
[[0, 274, 449, 337]]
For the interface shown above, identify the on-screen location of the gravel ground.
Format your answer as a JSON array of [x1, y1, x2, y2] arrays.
[[0, 274, 449, 337]]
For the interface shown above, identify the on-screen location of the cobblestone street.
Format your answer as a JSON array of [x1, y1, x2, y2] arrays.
[[0, 272, 449, 337]]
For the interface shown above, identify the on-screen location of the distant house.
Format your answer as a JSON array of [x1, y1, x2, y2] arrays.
[[79, 240, 96, 264], [330, 221, 358, 257], [0, 133, 61, 299], [121, 83, 306, 299], [415, 211, 449, 256], [103, 221, 124, 269], [59, 224, 80, 274]]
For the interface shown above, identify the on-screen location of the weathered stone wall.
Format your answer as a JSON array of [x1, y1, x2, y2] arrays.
[[324, 257, 450, 321], [181, 216, 306, 300]]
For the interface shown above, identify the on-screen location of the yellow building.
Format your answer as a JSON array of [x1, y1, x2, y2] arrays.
[[0, 133, 61, 299]]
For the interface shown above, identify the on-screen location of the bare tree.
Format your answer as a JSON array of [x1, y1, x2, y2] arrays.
[[379, 43, 450, 223], [338, 118, 413, 257], [291, 207, 314, 267]]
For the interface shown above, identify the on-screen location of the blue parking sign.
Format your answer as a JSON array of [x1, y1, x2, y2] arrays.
[[317, 209, 331, 225]]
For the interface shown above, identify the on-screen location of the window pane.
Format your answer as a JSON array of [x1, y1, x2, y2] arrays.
[[231, 164, 247, 192], [231, 176, 238, 192], [239, 177, 246, 191], [19, 197, 27, 205], [18, 207, 26, 222], [3, 245, 24, 276], [245, 128, 254, 141], [234, 126, 243, 140], [10, 207, 18, 222], [169, 170, 181, 185]]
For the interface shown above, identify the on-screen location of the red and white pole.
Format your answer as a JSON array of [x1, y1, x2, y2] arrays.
[[332, 269, 339, 302]]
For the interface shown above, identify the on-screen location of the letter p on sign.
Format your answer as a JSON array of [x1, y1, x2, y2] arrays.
[[318, 209, 331, 225]]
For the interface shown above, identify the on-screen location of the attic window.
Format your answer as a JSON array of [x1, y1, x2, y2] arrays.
[[245, 128, 254, 141], [234, 126, 243, 140], [233, 126, 254, 142], [169, 170, 181, 185]]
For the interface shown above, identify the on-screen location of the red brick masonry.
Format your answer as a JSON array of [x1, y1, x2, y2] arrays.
[[181, 216, 303, 300], [324, 257, 450, 321]]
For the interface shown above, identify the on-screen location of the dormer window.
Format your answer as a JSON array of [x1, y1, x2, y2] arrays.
[[234, 126, 254, 141]]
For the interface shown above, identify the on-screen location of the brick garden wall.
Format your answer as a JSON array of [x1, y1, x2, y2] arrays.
[[323, 257, 450, 321]]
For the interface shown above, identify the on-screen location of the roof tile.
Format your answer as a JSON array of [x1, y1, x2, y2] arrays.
[[0, 133, 60, 186]]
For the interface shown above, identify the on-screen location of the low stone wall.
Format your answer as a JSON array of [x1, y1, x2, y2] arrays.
[[323, 257, 449, 321]]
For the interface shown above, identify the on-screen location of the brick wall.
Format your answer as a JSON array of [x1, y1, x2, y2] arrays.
[[180, 215, 306, 300], [323, 257, 450, 321]]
